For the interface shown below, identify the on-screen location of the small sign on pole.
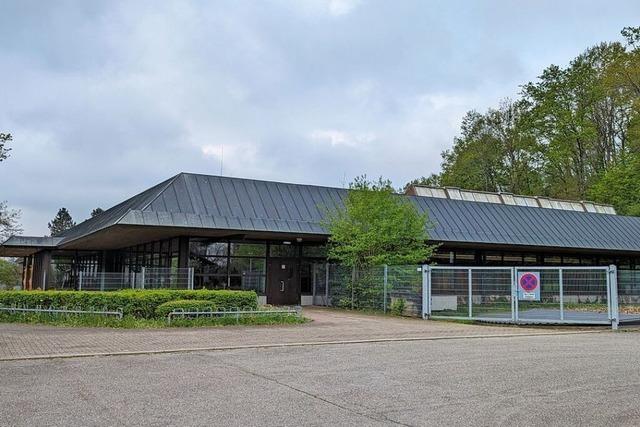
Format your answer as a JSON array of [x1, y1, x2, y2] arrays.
[[518, 271, 541, 301]]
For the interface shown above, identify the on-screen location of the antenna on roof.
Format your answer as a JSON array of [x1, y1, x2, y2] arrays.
[[220, 145, 224, 176]]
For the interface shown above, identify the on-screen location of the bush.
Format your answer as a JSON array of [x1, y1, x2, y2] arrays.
[[0, 289, 257, 319], [390, 298, 405, 316]]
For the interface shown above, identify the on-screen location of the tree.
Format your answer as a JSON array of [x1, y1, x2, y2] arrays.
[[0, 201, 22, 242], [322, 175, 435, 310], [90, 207, 104, 218], [407, 27, 640, 213], [0, 132, 21, 241], [323, 175, 435, 267], [589, 155, 640, 216], [48, 208, 76, 236], [432, 100, 543, 195], [0, 133, 11, 162], [0, 258, 21, 290], [404, 173, 441, 192]]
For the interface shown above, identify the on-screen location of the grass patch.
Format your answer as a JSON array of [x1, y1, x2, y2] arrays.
[[0, 311, 307, 329]]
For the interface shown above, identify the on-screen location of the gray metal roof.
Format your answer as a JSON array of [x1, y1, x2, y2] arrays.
[[0, 236, 64, 257], [12, 172, 640, 253], [0, 236, 63, 247]]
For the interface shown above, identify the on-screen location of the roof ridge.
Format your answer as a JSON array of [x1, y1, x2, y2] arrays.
[[111, 173, 183, 227], [139, 172, 183, 212], [179, 171, 353, 193]]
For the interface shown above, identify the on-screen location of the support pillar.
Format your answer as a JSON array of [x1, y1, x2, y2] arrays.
[[177, 236, 190, 269]]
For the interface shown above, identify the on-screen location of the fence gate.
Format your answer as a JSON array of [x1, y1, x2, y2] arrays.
[[422, 265, 620, 329]]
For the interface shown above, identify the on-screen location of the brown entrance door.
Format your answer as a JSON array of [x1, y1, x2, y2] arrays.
[[267, 258, 299, 305]]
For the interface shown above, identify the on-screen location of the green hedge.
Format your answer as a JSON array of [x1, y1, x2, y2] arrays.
[[0, 290, 257, 319]]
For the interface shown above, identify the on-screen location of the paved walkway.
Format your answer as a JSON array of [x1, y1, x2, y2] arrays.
[[0, 307, 596, 360]]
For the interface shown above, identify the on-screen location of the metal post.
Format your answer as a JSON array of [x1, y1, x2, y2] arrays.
[[100, 271, 105, 292], [513, 268, 519, 322], [510, 267, 516, 322], [422, 265, 431, 319], [609, 265, 619, 330], [188, 267, 194, 290], [78, 271, 83, 291], [467, 269, 473, 318], [558, 269, 564, 321], [325, 263, 330, 306], [383, 264, 388, 314], [312, 264, 317, 304], [21, 256, 27, 290], [141, 267, 146, 290]]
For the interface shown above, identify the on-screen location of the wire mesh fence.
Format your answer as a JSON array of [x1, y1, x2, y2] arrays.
[[50, 268, 195, 291], [313, 263, 423, 316], [427, 266, 614, 325], [141, 268, 192, 290], [617, 270, 640, 322]]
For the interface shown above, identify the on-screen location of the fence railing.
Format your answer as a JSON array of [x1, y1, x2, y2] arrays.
[[166, 306, 301, 324], [0, 304, 123, 319], [425, 265, 622, 328], [311, 263, 423, 316], [48, 268, 195, 291], [314, 263, 640, 327]]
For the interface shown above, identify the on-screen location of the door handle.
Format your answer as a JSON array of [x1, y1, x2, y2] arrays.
[[280, 280, 285, 292]]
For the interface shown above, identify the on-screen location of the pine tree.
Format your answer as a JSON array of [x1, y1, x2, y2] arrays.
[[48, 208, 76, 236], [90, 207, 104, 218]]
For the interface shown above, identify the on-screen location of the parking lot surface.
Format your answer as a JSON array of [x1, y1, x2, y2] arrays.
[[0, 307, 565, 360], [2, 329, 639, 426]]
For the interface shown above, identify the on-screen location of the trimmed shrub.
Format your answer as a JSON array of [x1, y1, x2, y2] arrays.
[[0, 289, 257, 319], [390, 298, 405, 316], [156, 299, 226, 318]]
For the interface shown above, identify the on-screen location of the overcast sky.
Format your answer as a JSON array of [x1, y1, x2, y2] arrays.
[[1, 0, 639, 236]]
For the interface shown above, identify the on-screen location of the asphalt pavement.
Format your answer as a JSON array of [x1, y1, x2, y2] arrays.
[[2, 330, 640, 426]]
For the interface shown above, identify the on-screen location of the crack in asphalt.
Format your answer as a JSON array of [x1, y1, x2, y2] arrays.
[[230, 362, 415, 427]]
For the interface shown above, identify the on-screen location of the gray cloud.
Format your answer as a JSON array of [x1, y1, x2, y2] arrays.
[[1, 0, 638, 235]]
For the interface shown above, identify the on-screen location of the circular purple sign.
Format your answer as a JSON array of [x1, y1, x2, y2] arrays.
[[519, 273, 539, 292]]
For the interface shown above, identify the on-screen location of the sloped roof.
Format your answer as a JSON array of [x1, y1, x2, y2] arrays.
[[0, 236, 63, 257], [14, 172, 640, 253]]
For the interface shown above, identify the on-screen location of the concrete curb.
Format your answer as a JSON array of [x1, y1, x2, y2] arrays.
[[0, 329, 606, 362]]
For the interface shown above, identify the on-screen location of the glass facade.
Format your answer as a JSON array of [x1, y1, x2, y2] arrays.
[[188, 240, 329, 295], [190, 239, 267, 293], [40, 237, 640, 293], [121, 237, 180, 274]]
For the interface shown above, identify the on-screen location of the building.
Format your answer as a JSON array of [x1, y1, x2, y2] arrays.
[[2, 172, 640, 305]]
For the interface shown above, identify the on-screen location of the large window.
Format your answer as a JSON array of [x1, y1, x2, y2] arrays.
[[270, 244, 298, 258], [122, 237, 179, 274], [190, 239, 267, 294]]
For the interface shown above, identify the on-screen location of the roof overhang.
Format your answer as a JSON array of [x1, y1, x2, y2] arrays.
[[58, 224, 329, 251], [0, 236, 63, 257]]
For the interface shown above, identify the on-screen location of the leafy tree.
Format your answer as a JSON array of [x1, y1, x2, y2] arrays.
[[0, 132, 22, 241], [0, 258, 21, 290], [0, 133, 11, 162], [0, 201, 22, 242], [90, 207, 105, 218], [48, 208, 76, 236], [589, 155, 640, 216], [323, 175, 435, 267], [431, 100, 543, 194], [323, 175, 435, 310], [404, 173, 441, 191], [408, 27, 640, 217]]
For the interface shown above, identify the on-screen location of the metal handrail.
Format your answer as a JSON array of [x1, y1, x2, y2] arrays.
[[0, 306, 123, 319], [167, 307, 301, 324]]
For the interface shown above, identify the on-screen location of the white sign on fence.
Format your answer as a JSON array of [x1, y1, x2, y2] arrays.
[[518, 271, 541, 301]]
